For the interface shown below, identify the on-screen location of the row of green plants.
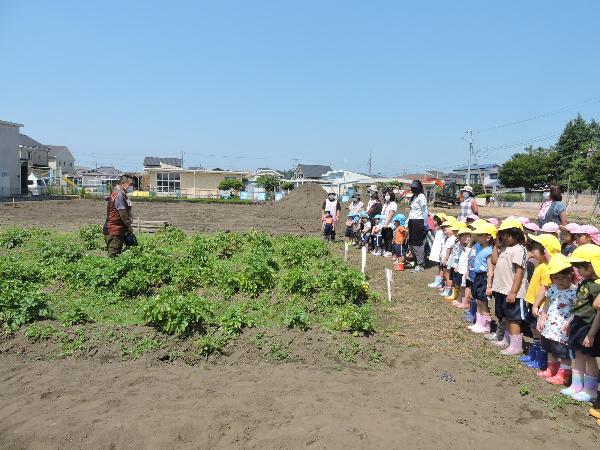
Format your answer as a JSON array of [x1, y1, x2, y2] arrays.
[[0, 226, 377, 356]]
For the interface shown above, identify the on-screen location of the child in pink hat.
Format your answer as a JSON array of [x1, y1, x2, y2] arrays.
[[560, 223, 580, 256], [487, 218, 499, 227], [524, 222, 540, 236], [541, 222, 560, 236], [517, 217, 530, 225], [578, 225, 600, 246]]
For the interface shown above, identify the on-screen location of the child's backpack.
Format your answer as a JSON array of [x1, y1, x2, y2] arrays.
[[426, 213, 436, 230]]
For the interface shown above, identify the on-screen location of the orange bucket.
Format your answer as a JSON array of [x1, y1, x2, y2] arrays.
[[394, 261, 405, 271]]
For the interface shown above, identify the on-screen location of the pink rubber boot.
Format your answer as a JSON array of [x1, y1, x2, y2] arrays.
[[467, 313, 481, 331], [471, 315, 491, 334], [501, 333, 523, 356], [492, 332, 510, 349]]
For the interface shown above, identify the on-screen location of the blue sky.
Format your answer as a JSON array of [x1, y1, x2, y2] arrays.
[[1, 1, 599, 175]]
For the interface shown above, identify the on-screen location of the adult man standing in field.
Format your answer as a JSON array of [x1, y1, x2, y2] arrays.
[[103, 174, 135, 257]]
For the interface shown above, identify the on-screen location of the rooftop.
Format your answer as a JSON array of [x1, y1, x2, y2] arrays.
[[296, 164, 332, 178], [453, 163, 500, 171], [19, 134, 49, 150], [143, 157, 183, 168]]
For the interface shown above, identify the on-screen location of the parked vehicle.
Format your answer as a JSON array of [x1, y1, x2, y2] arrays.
[[433, 181, 461, 208], [27, 174, 47, 196]]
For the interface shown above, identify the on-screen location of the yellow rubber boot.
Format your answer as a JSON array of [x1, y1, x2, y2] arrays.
[[590, 407, 600, 419], [445, 287, 459, 302]]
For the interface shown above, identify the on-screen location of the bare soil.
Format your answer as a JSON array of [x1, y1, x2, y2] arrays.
[[1, 191, 599, 449]]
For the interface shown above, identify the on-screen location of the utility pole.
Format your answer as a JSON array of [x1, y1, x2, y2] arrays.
[[472, 149, 487, 194], [368, 149, 372, 176], [466, 131, 473, 186]]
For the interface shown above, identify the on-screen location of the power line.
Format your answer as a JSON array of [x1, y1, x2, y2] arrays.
[[476, 97, 600, 133]]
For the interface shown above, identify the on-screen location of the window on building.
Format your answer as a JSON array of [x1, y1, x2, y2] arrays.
[[28, 151, 32, 160], [489, 173, 498, 180], [156, 172, 181, 192]]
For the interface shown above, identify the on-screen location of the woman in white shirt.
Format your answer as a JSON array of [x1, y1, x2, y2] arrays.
[[408, 180, 428, 272], [380, 191, 398, 257]]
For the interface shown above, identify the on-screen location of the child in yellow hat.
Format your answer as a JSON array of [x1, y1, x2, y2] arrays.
[[519, 234, 561, 369], [467, 222, 497, 334], [560, 244, 600, 402], [536, 254, 577, 386], [490, 218, 529, 355]]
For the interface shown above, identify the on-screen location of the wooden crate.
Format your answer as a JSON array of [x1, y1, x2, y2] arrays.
[[135, 218, 170, 234]]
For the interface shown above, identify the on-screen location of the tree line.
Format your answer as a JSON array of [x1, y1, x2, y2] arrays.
[[498, 114, 600, 192]]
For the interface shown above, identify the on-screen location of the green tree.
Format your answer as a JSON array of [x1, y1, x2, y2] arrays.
[[555, 114, 600, 181], [256, 175, 280, 197], [218, 179, 244, 192], [498, 147, 558, 192], [281, 181, 295, 191], [472, 184, 485, 196]]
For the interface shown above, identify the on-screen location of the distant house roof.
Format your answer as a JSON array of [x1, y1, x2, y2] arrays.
[[80, 166, 121, 176], [19, 134, 49, 150], [143, 157, 182, 168], [46, 145, 74, 160], [453, 163, 500, 172], [296, 164, 332, 179], [254, 168, 283, 177]]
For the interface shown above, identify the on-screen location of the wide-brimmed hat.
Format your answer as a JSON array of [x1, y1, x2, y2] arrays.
[[517, 217, 530, 225], [367, 184, 378, 192], [460, 185, 474, 195]]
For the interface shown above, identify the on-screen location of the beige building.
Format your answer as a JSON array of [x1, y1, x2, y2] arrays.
[[145, 165, 245, 198], [0, 120, 24, 196]]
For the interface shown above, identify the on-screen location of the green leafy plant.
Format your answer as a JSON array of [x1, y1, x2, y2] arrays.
[[24, 323, 59, 342], [282, 302, 310, 331], [139, 291, 214, 336], [219, 303, 254, 335], [326, 303, 375, 335], [268, 339, 290, 361], [79, 224, 104, 250], [196, 333, 229, 358], [59, 304, 91, 327], [0, 281, 53, 332], [0, 227, 32, 249]]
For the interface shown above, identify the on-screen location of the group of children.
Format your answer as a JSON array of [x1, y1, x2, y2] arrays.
[[342, 211, 409, 260], [427, 213, 600, 427]]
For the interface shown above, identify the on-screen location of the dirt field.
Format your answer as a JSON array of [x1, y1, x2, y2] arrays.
[[1, 188, 599, 449]]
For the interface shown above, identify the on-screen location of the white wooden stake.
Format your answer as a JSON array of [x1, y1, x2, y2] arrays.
[[361, 246, 367, 273], [344, 242, 349, 261], [385, 268, 393, 302]]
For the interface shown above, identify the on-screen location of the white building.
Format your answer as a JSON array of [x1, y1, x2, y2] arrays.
[[0, 120, 24, 196], [451, 163, 501, 189], [47, 145, 76, 183]]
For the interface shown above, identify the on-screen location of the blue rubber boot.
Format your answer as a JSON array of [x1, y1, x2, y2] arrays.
[[526, 348, 547, 370], [520, 343, 538, 363], [463, 299, 476, 323]]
